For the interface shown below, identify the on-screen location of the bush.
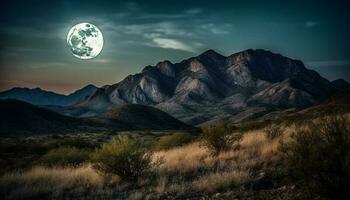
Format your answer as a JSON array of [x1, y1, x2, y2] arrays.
[[201, 123, 232, 155], [40, 147, 90, 167], [153, 133, 194, 150], [91, 136, 154, 181], [264, 125, 283, 139], [281, 115, 350, 199]]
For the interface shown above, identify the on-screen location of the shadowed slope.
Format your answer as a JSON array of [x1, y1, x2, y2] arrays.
[[0, 100, 195, 136], [94, 104, 195, 130]]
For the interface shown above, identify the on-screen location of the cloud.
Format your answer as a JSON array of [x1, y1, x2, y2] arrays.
[[103, 21, 202, 52], [113, 22, 192, 37], [149, 38, 200, 52], [304, 21, 320, 28], [185, 8, 202, 15], [199, 23, 232, 34], [90, 58, 112, 63], [134, 8, 202, 20]]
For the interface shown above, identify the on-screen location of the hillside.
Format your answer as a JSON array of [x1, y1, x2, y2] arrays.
[[0, 99, 194, 136], [225, 90, 350, 130], [0, 99, 87, 136]]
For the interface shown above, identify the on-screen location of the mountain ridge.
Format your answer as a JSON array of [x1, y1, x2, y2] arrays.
[[0, 84, 98, 106], [1, 49, 348, 126], [73, 49, 347, 125]]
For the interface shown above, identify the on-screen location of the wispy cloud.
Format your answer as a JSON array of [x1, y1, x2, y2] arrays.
[[90, 58, 112, 63], [103, 21, 203, 52], [199, 23, 232, 34], [108, 22, 192, 37], [148, 38, 201, 52], [134, 8, 202, 20], [304, 21, 321, 28]]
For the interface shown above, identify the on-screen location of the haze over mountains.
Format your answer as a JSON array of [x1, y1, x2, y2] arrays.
[[1, 49, 349, 127]]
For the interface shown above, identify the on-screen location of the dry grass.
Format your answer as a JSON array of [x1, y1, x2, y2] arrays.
[[153, 142, 214, 175], [154, 129, 281, 174], [0, 165, 108, 199], [151, 127, 287, 195], [192, 170, 250, 193], [240, 130, 281, 162], [1, 126, 291, 198]]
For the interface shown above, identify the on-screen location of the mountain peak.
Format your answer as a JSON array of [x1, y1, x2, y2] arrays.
[[199, 49, 224, 58], [32, 87, 43, 91], [331, 79, 350, 91], [229, 48, 272, 57], [69, 84, 97, 94], [156, 60, 173, 68], [84, 84, 97, 89]]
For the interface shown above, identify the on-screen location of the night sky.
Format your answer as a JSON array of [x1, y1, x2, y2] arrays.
[[0, 0, 349, 94]]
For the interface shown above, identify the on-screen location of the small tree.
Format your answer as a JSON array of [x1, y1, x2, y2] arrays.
[[91, 136, 154, 181], [201, 123, 232, 155], [281, 115, 350, 199]]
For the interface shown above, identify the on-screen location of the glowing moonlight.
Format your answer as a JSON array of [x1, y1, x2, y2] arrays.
[[67, 23, 103, 59]]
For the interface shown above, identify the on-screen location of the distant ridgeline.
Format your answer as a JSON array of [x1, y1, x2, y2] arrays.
[[0, 84, 97, 106], [1, 49, 349, 127]]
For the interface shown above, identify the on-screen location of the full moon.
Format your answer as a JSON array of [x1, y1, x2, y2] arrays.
[[66, 23, 103, 59]]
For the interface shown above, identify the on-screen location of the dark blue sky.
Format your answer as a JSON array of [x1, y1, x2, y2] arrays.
[[0, 0, 349, 94]]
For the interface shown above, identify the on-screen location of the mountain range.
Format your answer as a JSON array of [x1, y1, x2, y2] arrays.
[[0, 84, 97, 106], [74, 49, 349, 125], [1, 49, 349, 127]]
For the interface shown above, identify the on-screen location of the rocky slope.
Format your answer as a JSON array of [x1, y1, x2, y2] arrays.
[[73, 49, 348, 125]]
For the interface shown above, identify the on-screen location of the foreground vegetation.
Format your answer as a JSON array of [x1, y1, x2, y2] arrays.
[[0, 115, 349, 199]]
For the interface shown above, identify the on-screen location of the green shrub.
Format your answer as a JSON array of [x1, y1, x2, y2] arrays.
[[201, 123, 232, 155], [91, 136, 154, 181], [264, 125, 283, 139], [281, 115, 350, 199], [153, 133, 194, 150], [40, 147, 90, 167]]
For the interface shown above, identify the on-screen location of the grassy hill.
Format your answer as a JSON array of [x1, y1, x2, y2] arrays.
[[0, 99, 195, 137], [0, 99, 87, 136]]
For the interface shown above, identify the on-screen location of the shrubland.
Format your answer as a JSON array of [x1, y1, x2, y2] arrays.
[[1, 115, 349, 199]]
